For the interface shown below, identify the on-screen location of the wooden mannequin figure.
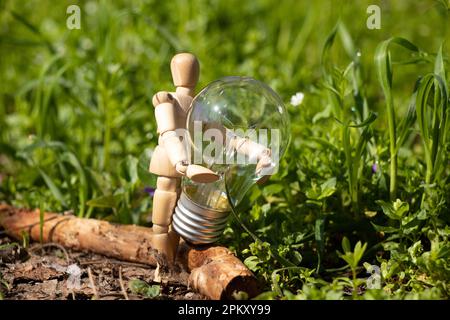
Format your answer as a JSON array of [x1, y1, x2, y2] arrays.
[[149, 53, 219, 263]]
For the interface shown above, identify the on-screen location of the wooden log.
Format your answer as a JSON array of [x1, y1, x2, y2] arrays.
[[0, 204, 259, 300], [178, 245, 261, 299]]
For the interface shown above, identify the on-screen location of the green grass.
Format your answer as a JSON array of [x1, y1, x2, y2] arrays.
[[0, 0, 449, 299]]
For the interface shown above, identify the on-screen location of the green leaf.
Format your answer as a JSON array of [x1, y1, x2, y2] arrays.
[[376, 199, 409, 220], [86, 194, 123, 209], [253, 291, 277, 300], [321, 23, 339, 77], [337, 240, 367, 269], [334, 112, 378, 128], [353, 241, 367, 265], [60, 151, 88, 217], [342, 236, 351, 253], [338, 252, 354, 268], [262, 184, 284, 197], [312, 104, 332, 123], [402, 217, 421, 235], [118, 155, 139, 185], [145, 285, 161, 298], [292, 251, 303, 265], [392, 199, 409, 216], [315, 217, 325, 271], [337, 22, 356, 58], [244, 256, 261, 272], [434, 44, 447, 96], [318, 177, 336, 200], [380, 261, 400, 279], [408, 240, 422, 263], [370, 222, 399, 234], [137, 149, 157, 187], [395, 92, 417, 153], [128, 279, 160, 298], [37, 168, 67, 207], [271, 267, 305, 297], [415, 72, 448, 184]]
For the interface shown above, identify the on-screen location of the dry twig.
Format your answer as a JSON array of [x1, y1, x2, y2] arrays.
[[118, 266, 129, 300], [87, 267, 99, 299]]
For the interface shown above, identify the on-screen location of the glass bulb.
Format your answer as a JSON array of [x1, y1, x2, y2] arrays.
[[173, 76, 290, 244]]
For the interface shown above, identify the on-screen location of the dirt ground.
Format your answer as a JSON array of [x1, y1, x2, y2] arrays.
[[0, 235, 207, 300]]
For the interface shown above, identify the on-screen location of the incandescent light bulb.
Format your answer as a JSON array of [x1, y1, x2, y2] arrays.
[[173, 76, 290, 244]]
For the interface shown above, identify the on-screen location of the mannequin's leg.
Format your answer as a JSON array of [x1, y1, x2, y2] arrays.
[[151, 176, 180, 263]]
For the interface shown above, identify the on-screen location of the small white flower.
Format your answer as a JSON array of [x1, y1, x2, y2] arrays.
[[290, 92, 304, 106]]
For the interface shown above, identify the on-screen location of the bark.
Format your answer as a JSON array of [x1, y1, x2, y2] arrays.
[[0, 204, 259, 300]]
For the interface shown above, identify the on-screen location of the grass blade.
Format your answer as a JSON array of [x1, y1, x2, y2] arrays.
[[37, 168, 67, 207], [375, 37, 421, 200]]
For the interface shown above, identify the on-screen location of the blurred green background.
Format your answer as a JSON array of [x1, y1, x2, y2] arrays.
[[0, 0, 449, 299]]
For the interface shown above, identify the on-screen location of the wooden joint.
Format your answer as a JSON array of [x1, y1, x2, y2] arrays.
[[152, 91, 174, 107], [153, 224, 169, 234], [156, 176, 181, 192]]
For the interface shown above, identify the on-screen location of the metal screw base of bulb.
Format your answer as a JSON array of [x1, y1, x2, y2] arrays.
[[173, 192, 230, 245]]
